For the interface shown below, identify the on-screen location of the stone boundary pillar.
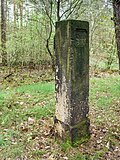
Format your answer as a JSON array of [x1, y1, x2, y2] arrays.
[[54, 20, 90, 145]]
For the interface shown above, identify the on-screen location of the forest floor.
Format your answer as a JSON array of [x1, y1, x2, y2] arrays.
[[0, 67, 120, 160]]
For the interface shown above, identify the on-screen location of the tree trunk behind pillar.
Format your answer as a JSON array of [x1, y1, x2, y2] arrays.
[[113, 0, 120, 74], [1, 0, 7, 66]]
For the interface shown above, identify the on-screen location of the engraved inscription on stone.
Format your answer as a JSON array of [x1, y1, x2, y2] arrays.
[[74, 29, 87, 46]]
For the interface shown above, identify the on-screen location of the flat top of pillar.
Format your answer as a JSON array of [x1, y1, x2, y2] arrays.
[[56, 19, 89, 30], [56, 19, 89, 24]]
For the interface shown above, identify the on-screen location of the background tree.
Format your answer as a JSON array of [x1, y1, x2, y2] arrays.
[[112, 0, 120, 74], [31, 0, 83, 70], [1, 0, 7, 66], [79, 0, 117, 70]]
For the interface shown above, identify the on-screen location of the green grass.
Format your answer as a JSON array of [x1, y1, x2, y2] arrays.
[[0, 74, 120, 159], [0, 81, 55, 159], [90, 76, 120, 124], [69, 151, 104, 160], [16, 82, 54, 94], [0, 82, 55, 125]]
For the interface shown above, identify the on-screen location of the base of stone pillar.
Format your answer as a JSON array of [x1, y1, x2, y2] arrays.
[[54, 117, 90, 146]]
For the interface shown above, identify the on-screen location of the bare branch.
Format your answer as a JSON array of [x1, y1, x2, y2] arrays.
[[41, 0, 55, 26], [60, 0, 83, 19]]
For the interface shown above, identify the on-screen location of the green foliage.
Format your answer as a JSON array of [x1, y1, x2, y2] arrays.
[[70, 153, 90, 160], [61, 141, 72, 152], [79, 0, 118, 70], [1, 0, 118, 71], [6, 9, 53, 66], [32, 150, 47, 157]]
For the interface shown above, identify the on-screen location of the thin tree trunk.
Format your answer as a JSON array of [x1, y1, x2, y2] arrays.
[[57, 0, 60, 21], [1, 0, 7, 66], [19, 0, 24, 66], [113, 0, 120, 74], [13, 0, 16, 29], [19, 0, 23, 29]]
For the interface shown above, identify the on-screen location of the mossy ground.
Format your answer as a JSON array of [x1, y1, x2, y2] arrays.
[[0, 68, 120, 159]]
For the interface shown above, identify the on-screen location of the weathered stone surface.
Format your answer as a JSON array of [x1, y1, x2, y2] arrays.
[[54, 20, 90, 145]]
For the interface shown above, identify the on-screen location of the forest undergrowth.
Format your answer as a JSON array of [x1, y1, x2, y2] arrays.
[[0, 68, 120, 160]]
